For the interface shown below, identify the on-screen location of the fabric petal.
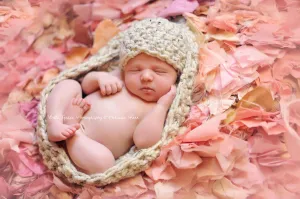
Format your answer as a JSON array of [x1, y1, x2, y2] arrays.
[[182, 114, 226, 142], [159, 0, 198, 17]]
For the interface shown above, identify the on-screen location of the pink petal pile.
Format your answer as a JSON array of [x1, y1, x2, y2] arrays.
[[1, 0, 300, 198]]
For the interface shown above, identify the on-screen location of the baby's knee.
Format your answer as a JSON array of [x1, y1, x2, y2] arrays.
[[86, 154, 115, 174], [50, 79, 82, 99], [57, 79, 81, 90]]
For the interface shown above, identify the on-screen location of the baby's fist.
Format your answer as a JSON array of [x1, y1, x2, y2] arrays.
[[157, 85, 176, 108], [98, 75, 123, 96]]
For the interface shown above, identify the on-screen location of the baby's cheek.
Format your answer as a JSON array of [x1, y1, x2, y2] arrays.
[[162, 76, 175, 86], [124, 75, 136, 86], [157, 83, 171, 96]]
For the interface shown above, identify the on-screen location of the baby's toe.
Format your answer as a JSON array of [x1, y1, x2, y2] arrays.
[[62, 128, 75, 138], [62, 130, 70, 137], [77, 98, 84, 106], [82, 103, 91, 113], [66, 128, 73, 134], [72, 97, 83, 106], [73, 123, 81, 129], [72, 98, 78, 105], [69, 127, 77, 132], [78, 99, 85, 108]]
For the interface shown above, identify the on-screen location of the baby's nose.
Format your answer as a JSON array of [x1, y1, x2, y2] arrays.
[[140, 70, 154, 82]]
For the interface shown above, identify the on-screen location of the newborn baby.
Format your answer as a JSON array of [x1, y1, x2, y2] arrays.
[[46, 53, 177, 174], [45, 18, 197, 175]]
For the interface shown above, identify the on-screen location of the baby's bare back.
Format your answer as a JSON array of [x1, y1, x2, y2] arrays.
[[81, 87, 155, 158]]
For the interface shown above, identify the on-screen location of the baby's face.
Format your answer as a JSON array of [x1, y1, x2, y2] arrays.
[[123, 53, 177, 102]]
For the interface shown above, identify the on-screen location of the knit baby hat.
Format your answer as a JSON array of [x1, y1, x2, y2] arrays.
[[37, 17, 199, 187], [119, 18, 197, 73]]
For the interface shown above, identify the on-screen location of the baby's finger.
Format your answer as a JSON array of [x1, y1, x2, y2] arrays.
[[105, 85, 112, 95], [100, 85, 106, 96], [111, 83, 118, 94], [116, 81, 123, 91]]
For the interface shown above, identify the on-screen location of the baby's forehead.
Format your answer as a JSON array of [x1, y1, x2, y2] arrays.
[[126, 62, 171, 69], [125, 53, 174, 68]]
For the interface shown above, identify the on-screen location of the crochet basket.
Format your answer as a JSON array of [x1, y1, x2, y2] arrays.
[[36, 20, 199, 187]]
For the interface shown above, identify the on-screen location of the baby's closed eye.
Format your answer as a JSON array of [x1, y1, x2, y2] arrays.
[[154, 69, 167, 74], [129, 68, 141, 72]]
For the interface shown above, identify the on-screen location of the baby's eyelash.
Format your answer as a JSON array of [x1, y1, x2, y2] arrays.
[[155, 70, 166, 73]]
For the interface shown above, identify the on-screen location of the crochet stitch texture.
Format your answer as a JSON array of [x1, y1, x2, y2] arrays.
[[37, 18, 199, 186]]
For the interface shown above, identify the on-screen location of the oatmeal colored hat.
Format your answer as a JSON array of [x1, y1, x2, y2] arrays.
[[119, 18, 198, 73], [37, 18, 199, 187]]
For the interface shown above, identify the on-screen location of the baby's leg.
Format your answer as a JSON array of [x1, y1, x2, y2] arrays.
[[46, 80, 82, 142], [66, 129, 115, 174], [63, 96, 113, 173]]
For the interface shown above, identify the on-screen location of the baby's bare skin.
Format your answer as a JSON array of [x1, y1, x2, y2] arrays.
[[46, 53, 177, 174], [79, 85, 155, 158]]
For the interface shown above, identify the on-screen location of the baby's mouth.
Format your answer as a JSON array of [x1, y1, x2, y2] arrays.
[[140, 87, 155, 93]]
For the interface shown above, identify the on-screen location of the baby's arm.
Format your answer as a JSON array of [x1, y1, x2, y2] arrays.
[[133, 105, 169, 149], [81, 71, 101, 94], [133, 86, 176, 149], [81, 69, 122, 95]]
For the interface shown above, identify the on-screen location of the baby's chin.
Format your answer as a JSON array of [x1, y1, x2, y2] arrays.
[[138, 94, 159, 103]]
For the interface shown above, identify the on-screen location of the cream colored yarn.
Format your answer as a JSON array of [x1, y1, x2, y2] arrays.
[[119, 18, 195, 73], [37, 18, 199, 186]]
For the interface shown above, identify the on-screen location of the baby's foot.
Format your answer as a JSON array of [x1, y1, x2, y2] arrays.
[[47, 121, 80, 142], [63, 97, 91, 125]]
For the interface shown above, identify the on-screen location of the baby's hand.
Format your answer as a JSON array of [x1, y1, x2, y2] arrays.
[[157, 85, 176, 109], [98, 73, 123, 96]]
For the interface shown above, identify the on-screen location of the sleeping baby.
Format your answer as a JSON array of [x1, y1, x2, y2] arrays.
[[46, 18, 195, 174]]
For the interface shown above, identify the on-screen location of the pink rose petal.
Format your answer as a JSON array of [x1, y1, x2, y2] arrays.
[[159, 0, 199, 17], [182, 114, 226, 142], [92, 3, 121, 20]]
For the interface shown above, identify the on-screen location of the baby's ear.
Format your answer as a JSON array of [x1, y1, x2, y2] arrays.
[[120, 68, 126, 80], [175, 74, 181, 84]]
